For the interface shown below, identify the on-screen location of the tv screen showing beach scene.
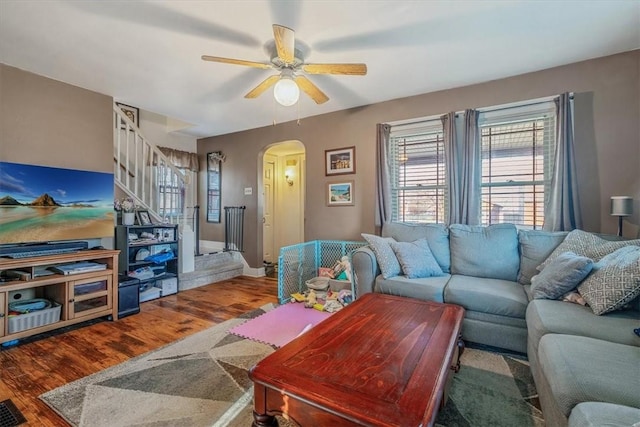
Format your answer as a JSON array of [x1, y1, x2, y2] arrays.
[[0, 161, 114, 245]]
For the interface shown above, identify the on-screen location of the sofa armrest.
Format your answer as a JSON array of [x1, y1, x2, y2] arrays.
[[352, 246, 379, 298]]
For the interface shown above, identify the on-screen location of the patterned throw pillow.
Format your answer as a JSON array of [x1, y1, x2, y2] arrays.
[[577, 246, 640, 315], [361, 233, 401, 279], [538, 229, 640, 271], [389, 239, 444, 279], [531, 251, 593, 300]]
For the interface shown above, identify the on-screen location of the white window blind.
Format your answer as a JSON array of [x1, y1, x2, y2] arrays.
[[389, 119, 446, 223], [478, 102, 556, 229]]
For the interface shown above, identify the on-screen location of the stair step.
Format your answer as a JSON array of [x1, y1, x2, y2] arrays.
[[179, 258, 243, 291], [194, 251, 236, 270]]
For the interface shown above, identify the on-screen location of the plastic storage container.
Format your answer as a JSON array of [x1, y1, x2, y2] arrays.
[[8, 302, 61, 334]]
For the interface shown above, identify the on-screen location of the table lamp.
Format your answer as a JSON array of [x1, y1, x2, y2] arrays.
[[610, 196, 633, 237]]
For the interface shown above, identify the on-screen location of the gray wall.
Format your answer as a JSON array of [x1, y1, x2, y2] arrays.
[[198, 50, 640, 268], [1, 64, 113, 173]]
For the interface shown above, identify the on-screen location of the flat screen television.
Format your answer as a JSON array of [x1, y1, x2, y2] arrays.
[[0, 161, 114, 245]]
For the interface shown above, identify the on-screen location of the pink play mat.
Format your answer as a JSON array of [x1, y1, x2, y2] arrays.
[[228, 303, 332, 347]]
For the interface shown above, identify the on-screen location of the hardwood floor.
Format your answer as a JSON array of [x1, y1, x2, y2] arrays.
[[0, 276, 279, 426]]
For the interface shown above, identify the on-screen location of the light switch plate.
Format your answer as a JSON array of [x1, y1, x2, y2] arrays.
[[244, 187, 252, 195]]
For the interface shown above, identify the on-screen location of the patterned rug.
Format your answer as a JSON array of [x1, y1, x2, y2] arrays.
[[40, 304, 543, 426]]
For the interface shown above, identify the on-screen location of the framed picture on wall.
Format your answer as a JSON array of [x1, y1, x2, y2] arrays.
[[327, 181, 354, 206], [325, 146, 355, 176], [116, 102, 139, 129]]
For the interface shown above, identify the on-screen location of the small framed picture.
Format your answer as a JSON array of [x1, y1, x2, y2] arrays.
[[136, 210, 152, 225], [327, 181, 354, 206], [325, 146, 355, 176], [116, 102, 139, 129]]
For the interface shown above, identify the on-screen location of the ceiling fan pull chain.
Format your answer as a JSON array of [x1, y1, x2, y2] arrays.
[[297, 100, 301, 126]]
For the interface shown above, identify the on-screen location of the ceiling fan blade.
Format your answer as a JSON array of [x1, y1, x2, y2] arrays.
[[302, 63, 367, 75], [245, 75, 280, 99], [201, 55, 272, 70], [295, 76, 329, 104], [273, 24, 295, 64]]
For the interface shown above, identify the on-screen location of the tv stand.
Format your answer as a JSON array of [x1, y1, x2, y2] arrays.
[[0, 249, 119, 344]]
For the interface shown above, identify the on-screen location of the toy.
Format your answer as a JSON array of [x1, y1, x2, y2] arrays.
[[304, 290, 317, 308], [323, 299, 343, 313], [330, 256, 352, 282], [337, 289, 353, 305], [291, 293, 305, 303]]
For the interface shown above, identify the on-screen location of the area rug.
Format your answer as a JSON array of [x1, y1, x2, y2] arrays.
[[41, 304, 543, 427], [228, 302, 332, 347]]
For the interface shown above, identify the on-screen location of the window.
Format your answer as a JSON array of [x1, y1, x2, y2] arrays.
[[157, 164, 184, 219], [479, 103, 556, 229], [389, 120, 446, 223], [207, 152, 222, 223]]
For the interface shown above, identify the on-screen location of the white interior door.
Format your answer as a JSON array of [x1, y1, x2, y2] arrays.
[[262, 155, 276, 263]]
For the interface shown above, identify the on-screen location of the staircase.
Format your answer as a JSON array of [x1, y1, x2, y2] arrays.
[[179, 251, 244, 291], [112, 104, 244, 287]]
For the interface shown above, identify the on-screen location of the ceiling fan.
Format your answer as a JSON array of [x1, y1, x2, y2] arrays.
[[202, 24, 367, 106]]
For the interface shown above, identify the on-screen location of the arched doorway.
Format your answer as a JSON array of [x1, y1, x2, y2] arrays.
[[260, 141, 306, 270]]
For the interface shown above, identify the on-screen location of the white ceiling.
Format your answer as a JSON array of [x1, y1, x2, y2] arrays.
[[1, 1, 638, 138]]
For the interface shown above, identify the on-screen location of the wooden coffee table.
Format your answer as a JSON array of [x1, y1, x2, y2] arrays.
[[249, 293, 465, 426]]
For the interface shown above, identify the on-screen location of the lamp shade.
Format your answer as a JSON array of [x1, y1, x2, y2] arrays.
[[610, 196, 633, 216], [273, 77, 299, 107]]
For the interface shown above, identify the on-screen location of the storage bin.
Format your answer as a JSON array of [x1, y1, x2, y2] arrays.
[[277, 240, 367, 304], [329, 279, 352, 292], [8, 302, 61, 334]]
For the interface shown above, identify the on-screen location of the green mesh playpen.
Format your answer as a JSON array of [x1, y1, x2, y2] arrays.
[[277, 240, 367, 304]]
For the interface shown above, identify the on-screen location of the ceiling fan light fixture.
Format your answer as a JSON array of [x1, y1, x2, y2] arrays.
[[273, 75, 300, 107]]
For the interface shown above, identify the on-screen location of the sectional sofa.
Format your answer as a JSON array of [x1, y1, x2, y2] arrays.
[[351, 223, 640, 426]]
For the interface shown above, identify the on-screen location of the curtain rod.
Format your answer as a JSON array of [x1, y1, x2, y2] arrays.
[[386, 93, 573, 126]]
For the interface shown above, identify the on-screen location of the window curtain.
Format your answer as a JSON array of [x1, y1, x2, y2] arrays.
[[460, 109, 481, 225], [375, 123, 392, 229], [543, 93, 582, 231], [158, 146, 199, 172], [444, 109, 480, 225], [443, 112, 460, 225]]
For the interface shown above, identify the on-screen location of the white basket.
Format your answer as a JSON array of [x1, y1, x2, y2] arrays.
[[305, 277, 330, 291], [8, 302, 61, 334]]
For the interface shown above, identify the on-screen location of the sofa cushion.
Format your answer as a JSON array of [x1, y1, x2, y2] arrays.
[[526, 299, 640, 354], [388, 239, 444, 279], [518, 229, 568, 285], [578, 246, 640, 315], [569, 402, 640, 427], [444, 275, 528, 318], [537, 334, 640, 416], [531, 251, 594, 300], [449, 224, 519, 281], [539, 229, 640, 271], [361, 234, 401, 279], [374, 275, 451, 303], [382, 223, 450, 273]]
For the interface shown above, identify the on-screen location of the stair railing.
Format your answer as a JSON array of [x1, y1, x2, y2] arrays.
[[113, 104, 188, 227]]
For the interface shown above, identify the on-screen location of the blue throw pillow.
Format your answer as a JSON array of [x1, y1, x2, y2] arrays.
[[449, 224, 520, 281], [531, 251, 594, 300], [361, 233, 401, 279], [577, 245, 640, 315], [382, 223, 451, 273], [517, 230, 568, 285], [389, 239, 444, 279]]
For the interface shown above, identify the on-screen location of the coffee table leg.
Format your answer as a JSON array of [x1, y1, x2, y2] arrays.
[[252, 383, 278, 427], [252, 411, 278, 427], [452, 336, 464, 373]]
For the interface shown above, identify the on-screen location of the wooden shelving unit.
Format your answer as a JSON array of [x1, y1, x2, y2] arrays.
[[115, 225, 179, 302], [0, 249, 119, 344]]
